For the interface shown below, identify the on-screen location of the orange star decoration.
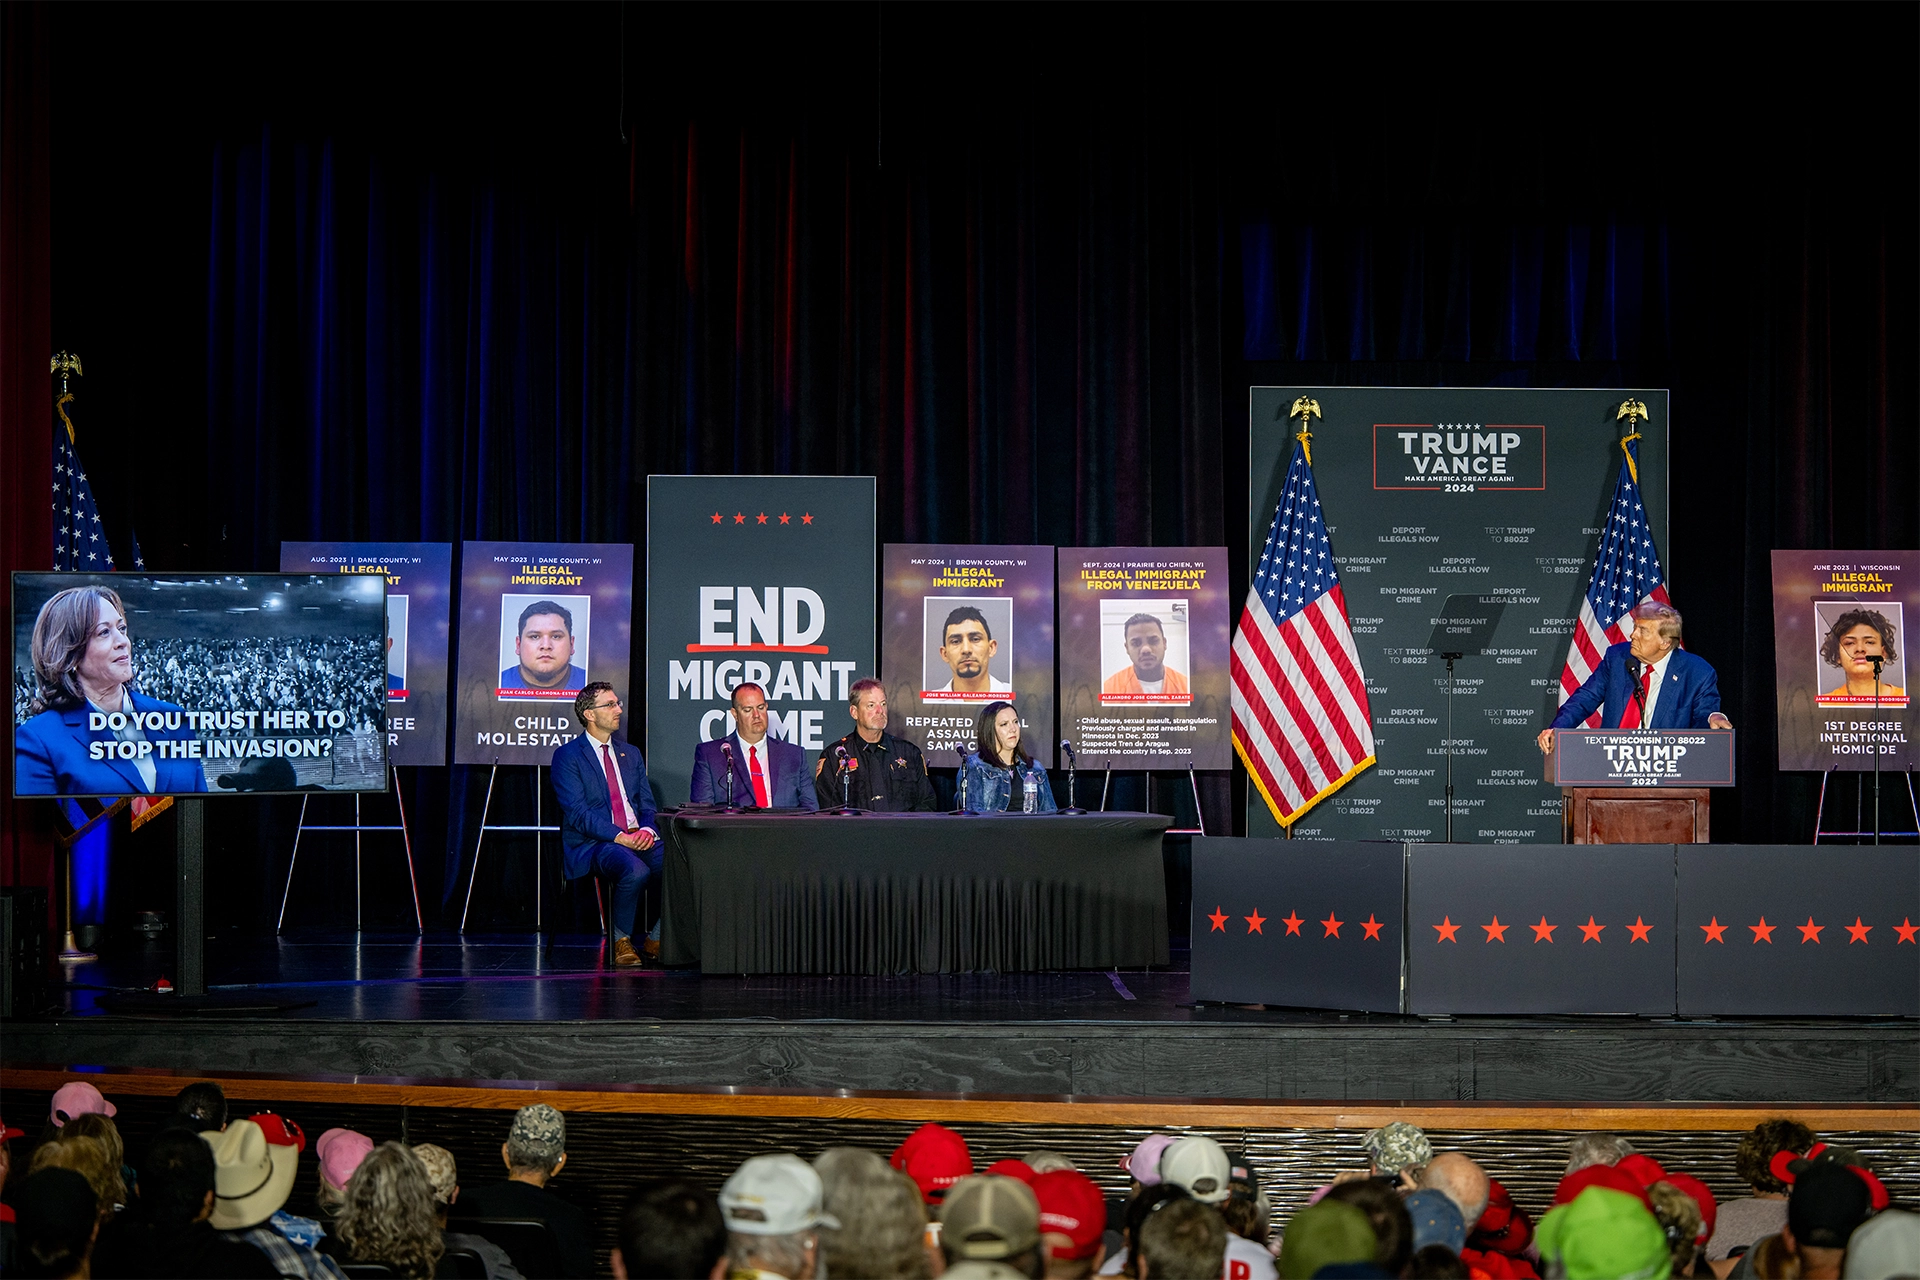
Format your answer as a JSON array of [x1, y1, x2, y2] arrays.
[[1750, 917, 1776, 944], [756, 513, 768, 524], [1245, 910, 1266, 935], [710, 512, 723, 524], [1321, 912, 1344, 939], [801, 513, 814, 524], [1482, 916, 1509, 943], [1433, 916, 1460, 943], [1627, 916, 1653, 943], [1360, 914, 1384, 941], [1281, 912, 1305, 937], [1700, 917, 1727, 944], [1845, 917, 1871, 944], [779, 513, 791, 524], [1578, 916, 1605, 943], [1207, 907, 1228, 933], [1530, 916, 1556, 943], [733, 513, 746, 524], [1896, 918, 1919, 944], [1797, 916, 1824, 944]]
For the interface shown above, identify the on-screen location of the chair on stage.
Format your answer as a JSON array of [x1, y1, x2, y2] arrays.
[[445, 1218, 565, 1279]]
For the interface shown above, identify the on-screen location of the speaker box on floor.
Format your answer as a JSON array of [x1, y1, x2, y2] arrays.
[[2, 886, 51, 1018]]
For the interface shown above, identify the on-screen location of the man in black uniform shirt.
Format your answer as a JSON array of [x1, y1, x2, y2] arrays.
[[816, 677, 939, 811]]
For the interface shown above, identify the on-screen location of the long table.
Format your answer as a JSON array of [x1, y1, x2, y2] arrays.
[[661, 811, 1172, 974]]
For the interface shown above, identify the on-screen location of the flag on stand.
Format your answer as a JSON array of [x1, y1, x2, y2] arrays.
[[53, 392, 114, 572], [1556, 432, 1670, 726], [1231, 440, 1377, 828]]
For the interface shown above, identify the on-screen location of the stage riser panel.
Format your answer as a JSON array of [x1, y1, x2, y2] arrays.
[[6, 1019, 1914, 1102]]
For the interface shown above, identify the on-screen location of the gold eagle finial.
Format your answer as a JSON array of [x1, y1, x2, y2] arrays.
[[1289, 396, 1322, 464]]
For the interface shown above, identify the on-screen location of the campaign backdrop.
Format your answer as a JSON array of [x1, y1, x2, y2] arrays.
[[646, 476, 876, 804], [281, 542, 452, 766], [12, 572, 388, 796], [1248, 388, 1669, 842], [454, 543, 634, 767], [1770, 550, 1919, 772], [1058, 548, 1231, 770], [882, 545, 1054, 764]]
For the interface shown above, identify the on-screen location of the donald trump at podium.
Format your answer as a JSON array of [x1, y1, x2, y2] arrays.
[[1538, 603, 1732, 753]]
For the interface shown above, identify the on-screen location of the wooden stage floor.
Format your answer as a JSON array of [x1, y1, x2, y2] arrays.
[[6, 930, 1914, 1103]]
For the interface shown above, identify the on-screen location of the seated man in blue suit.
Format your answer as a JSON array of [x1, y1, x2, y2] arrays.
[[551, 681, 660, 966], [689, 682, 818, 810], [15, 585, 208, 797], [1538, 603, 1733, 753]]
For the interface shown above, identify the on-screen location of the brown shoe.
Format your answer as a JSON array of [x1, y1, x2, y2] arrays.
[[612, 937, 642, 967], [641, 935, 661, 961]]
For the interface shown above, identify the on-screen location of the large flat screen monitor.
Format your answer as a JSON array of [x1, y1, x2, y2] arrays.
[[12, 573, 390, 798]]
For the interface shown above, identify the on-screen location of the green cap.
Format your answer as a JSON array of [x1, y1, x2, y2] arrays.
[[1278, 1200, 1378, 1280], [1535, 1187, 1671, 1280]]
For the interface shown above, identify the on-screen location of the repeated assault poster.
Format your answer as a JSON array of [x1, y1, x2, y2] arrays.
[[882, 545, 1054, 764], [1056, 547, 1231, 770], [1771, 550, 1918, 772]]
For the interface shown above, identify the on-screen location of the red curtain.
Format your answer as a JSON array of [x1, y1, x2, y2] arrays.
[[0, 1, 57, 900]]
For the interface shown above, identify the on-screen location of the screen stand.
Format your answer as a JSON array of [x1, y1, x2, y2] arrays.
[[277, 767, 422, 934], [460, 763, 561, 933], [1423, 594, 1506, 843]]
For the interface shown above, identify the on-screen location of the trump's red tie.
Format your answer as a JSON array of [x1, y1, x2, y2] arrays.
[[1620, 665, 1653, 730], [749, 745, 771, 809]]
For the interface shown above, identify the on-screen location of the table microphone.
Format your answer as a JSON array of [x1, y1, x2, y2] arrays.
[[719, 740, 738, 813], [1059, 739, 1076, 764]]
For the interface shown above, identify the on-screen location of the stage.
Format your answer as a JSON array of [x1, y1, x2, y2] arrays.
[[8, 930, 1914, 1104]]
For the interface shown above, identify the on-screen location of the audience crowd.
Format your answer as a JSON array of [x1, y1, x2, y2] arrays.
[[1, 1082, 1913, 1279]]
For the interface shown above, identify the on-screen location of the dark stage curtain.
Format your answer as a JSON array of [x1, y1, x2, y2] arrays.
[[2, 1, 59, 908], [31, 7, 1918, 931]]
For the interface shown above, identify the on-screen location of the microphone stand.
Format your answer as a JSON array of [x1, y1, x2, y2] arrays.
[[720, 745, 741, 815], [826, 748, 862, 816], [1872, 654, 1884, 845], [1058, 741, 1085, 814], [950, 748, 970, 815]]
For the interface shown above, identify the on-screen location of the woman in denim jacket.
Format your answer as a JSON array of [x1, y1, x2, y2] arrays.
[[960, 700, 1057, 813]]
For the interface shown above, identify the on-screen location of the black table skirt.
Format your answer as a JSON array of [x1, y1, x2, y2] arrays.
[[661, 812, 1171, 974]]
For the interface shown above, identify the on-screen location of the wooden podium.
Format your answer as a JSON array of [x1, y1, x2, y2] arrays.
[[1547, 729, 1734, 845]]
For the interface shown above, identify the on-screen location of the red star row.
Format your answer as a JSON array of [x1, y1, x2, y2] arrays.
[[1207, 908, 1386, 940], [1696, 916, 1917, 944], [1431, 915, 1652, 943], [710, 512, 814, 525]]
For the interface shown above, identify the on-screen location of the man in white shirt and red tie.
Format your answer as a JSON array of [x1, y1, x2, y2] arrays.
[[689, 682, 819, 810], [1538, 603, 1733, 754], [552, 681, 662, 966]]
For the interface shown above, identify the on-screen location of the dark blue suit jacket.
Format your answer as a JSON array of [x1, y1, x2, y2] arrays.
[[689, 733, 818, 810], [1551, 642, 1723, 730], [552, 732, 659, 881], [15, 692, 210, 797]]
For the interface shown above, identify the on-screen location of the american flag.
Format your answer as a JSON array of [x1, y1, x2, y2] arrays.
[[1231, 442, 1377, 827], [53, 399, 115, 572], [1556, 436, 1671, 725]]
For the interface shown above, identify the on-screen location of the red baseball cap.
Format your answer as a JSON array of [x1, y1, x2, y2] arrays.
[[891, 1123, 973, 1204], [1663, 1173, 1718, 1246], [1614, 1154, 1668, 1187], [246, 1113, 307, 1152], [1470, 1179, 1533, 1256], [1553, 1164, 1653, 1210], [1033, 1170, 1107, 1261], [984, 1159, 1037, 1185], [0, 1118, 23, 1142]]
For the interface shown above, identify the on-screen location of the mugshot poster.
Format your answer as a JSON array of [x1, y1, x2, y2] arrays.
[[280, 542, 452, 766], [12, 572, 389, 797], [1770, 550, 1918, 772], [1057, 548, 1231, 770], [454, 543, 634, 767], [645, 476, 877, 805], [881, 545, 1054, 765], [1248, 387, 1670, 843]]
